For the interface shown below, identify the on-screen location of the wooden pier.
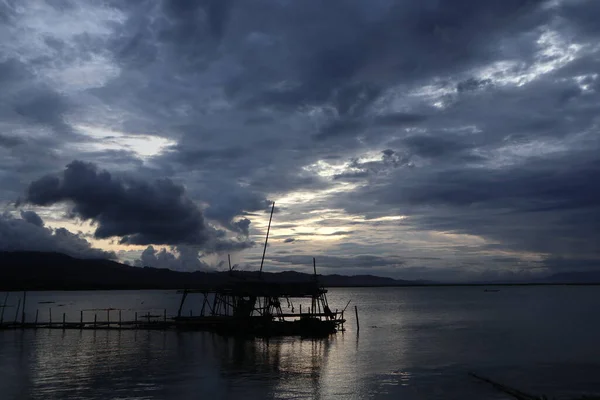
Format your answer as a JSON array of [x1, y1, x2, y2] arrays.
[[0, 311, 174, 330], [0, 293, 175, 331]]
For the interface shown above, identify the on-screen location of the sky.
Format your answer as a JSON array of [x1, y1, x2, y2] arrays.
[[0, 0, 599, 281]]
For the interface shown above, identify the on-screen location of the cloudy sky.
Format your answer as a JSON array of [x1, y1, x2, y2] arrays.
[[1, 0, 599, 281]]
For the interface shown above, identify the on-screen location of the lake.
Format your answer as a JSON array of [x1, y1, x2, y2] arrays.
[[1, 286, 599, 399]]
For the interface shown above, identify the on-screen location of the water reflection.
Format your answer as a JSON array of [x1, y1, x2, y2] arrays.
[[2, 287, 600, 399], [0, 329, 344, 400]]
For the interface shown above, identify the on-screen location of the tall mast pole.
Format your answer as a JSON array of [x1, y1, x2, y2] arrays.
[[259, 201, 275, 278]]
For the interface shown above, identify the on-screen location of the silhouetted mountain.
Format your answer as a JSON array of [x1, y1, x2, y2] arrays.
[[0, 251, 419, 291], [542, 270, 600, 284]]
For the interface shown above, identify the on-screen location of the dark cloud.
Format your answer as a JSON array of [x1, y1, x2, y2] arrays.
[[2, 0, 600, 280], [313, 120, 363, 141], [231, 217, 251, 236], [24, 160, 251, 251], [13, 89, 70, 132], [0, 212, 115, 259], [0, 134, 23, 149], [19, 210, 44, 227], [342, 150, 600, 260], [133, 245, 210, 271], [372, 113, 428, 127], [401, 135, 474, 159]]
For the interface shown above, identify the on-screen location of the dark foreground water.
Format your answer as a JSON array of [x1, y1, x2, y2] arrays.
[[1, 286, 599, 399]]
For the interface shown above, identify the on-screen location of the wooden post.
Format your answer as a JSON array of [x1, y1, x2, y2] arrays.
[[119, 310, 122, 327], [14, 298, 21, 323], [80, 310, 83, 326], [49, 308, 52, 326], [299, 304, 302, 314], [354, 306, 360, 333], [62, 313, 66, 329], [177, 290, 188, 318], [107, 309, 110, 327], [258, 201, 275, 278], [94, 313, 97, 328], [135, 311, 138, 324], [21, 291, 27, 325], [35, 309, 39, 325], [0, 292, 8, 324]]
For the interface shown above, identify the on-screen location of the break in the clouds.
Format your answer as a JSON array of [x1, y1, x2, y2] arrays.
[[1, 0, 599, 280]]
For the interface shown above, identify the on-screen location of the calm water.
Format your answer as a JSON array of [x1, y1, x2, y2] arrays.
[[1, 286, 599, 399]]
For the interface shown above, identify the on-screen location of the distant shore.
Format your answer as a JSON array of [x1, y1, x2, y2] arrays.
[[2, 251, 598, 292]]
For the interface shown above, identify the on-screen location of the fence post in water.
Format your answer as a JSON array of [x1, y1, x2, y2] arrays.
[[299, 304, 302, 314], [49, 308, 52, 326], [21, 291, 27, 325], [107, 309, 110, 328], [94, 313, 97, 328], [135, 311, 138, 325], [0, 292, 8, 324], [354, 306, 360, 333], [62, 313, 66, 329], [35, 309, 39, 325], [14, 298, 21, 324], [80, 311, 83, 326], [119, 310, 122, 327]]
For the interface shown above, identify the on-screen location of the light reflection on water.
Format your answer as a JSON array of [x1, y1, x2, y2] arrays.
[[1, 286, 600, 399]]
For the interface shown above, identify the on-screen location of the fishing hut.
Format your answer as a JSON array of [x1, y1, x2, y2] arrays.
[[173, 278, 345, 337], [173, 202, 346, 337]]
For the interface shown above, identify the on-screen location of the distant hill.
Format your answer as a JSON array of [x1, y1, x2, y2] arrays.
[[0, 251, 419, 291], [542, 270, 600, 284]]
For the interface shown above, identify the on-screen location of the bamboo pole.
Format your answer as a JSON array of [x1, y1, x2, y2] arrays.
[[0, 292, 8, 324], [21, 291, 26, 325], [259, 202, 275, 277], [14, 298, 21, 324]]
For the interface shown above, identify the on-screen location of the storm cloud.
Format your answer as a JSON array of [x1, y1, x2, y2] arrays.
[[24, 160, 251, 252], [1, 0, 600, 278], [0, 211, 115, 259]]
